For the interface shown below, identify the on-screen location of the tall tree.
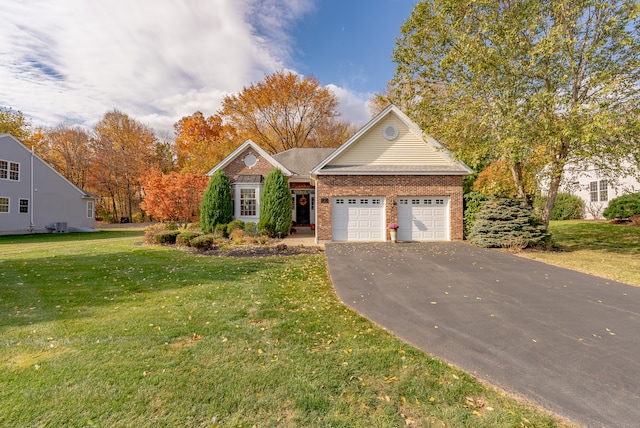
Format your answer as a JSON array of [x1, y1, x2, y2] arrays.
[[259, 168, 292, 237], [91, 110, 159, 221], [35, 124, 92, 189], [0, 107, 32, 143], [173, 112, 237, 174], [139, 169, 209, 227], [221, 70, 347, 153], [386, 0, 640, 224]]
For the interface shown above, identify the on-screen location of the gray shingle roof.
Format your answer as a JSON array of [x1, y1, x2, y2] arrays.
[[272, 148, 336, 178], [317, 164, 471, 174]]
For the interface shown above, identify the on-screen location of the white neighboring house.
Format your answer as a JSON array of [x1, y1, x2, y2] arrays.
[[0, 133, 96, 234], [559, 162, 640, 219]]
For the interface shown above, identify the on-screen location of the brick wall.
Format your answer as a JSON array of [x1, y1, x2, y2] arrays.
[[222, 148, 276, 180], [315, 175, 464, 242]]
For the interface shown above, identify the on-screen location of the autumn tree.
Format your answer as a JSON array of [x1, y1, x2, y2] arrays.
[[35, 124, 92, 189], [221, 70, 348, 153], [140, 169, 209, 227], [385, 0, 640, 224], [173, 111, 237, 174], [0, 107, 32, 143], [90, 110, 159, 222]]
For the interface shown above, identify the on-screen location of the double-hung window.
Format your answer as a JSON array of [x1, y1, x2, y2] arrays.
[[240, 188, 257, 216], [87, 201, 94, 218], [0, 197, 8, 213], [0, 160, 19, 181], [19, 199, 29, 214], [590, 180, 608, 202]]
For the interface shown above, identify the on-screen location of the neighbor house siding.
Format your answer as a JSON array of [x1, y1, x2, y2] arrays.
[[329, 116, 443, 166], [315, 174, 464, 242]]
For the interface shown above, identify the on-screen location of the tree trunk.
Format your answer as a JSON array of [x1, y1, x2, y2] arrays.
[[541, 141, 570, 226], [508, 160, 531, 206]]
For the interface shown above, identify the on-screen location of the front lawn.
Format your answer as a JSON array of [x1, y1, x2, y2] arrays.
[[0, 230, 569, 427], [522, 220, 640, 286]]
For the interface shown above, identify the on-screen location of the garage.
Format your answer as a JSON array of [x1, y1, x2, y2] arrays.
[[332, 197, 385, 241], [397, 197, 449, 241]]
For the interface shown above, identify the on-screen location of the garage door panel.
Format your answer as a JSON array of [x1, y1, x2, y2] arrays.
[[398, 197, 449, 241], [333, 197, 385, 242]]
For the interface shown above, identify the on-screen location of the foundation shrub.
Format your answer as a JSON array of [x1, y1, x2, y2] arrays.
[[603, 192, 640, 219], [190, 234, 217, 250], [154, 230, 181, 245], [176, 231, 202, 246], [227, 220, 245, 235]]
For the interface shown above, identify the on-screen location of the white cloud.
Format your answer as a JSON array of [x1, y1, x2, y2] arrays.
[[326, 84, 373, 126], [0, 0, 370, 134]]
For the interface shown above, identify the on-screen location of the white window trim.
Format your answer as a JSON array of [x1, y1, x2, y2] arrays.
[[0, 196, 9, 213], [234, 184, 261, 221], [0, 159, 20, 181], [19, 198, 29, 214], [87, 200, 94, 218]]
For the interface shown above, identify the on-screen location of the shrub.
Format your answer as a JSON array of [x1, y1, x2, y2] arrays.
[[144, 223, 168, 244], [229, 228, 245, 243], [463, 191, 488, 239], [166, 221, 178, 231], [200, 170, 233, 233], [550, 193, 584, 220], [260, 169, 292, 237], [257, 218, 276, 238], [603, 192, 640, 219], [190, 234, 217, 250], [227, 220, 245, 235], [153, 230, 181, 245], [468, 197, 550, 249], [214, 223, 228, 238], [244, 222, 258, 237], [176, 231, 202, 246]]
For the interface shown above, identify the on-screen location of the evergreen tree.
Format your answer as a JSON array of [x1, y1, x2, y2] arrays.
[[469, 197, 549, 249], [200, 170, 232, 233], [259, 169, 291, 237]]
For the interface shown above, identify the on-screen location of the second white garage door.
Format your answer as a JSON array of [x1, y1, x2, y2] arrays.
[[332, 197, 385, 242], [397, 197, 449, 241]]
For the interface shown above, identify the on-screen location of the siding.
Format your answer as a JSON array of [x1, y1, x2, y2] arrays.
[[328, 116, 445, 166]]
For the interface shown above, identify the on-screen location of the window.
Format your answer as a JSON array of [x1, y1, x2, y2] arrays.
[[19, 199, 28, 214], [87, 201, 94, 218], [599, 180, 608, 202], [590, 181, 608, 202], [240, 188, 256, 216], [0, 160, 19, 181], [0, 197, 8, 213]]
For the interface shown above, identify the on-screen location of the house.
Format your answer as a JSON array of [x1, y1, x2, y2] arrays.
[[206, 105, 473, 243], [0, 134, 95, 234], [558, 162, 640, 219]]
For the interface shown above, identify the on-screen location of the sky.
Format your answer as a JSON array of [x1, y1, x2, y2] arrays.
[[0, 0, 417, 135]]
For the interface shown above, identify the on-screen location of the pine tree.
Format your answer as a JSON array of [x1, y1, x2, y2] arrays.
[[469, 197, 549, 248], [259, 169, 291, 237], [200, 170, 232, 233]]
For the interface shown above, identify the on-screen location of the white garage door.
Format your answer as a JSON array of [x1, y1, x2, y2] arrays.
[[332, 197, 385, 242], [397, 197, 449, 241]]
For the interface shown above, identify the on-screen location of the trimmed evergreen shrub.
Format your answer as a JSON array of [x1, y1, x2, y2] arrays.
[[226, 220, 245, 235], [176, 231, 202, 246], [214, 223, 228, 238], [153, 230, 181, 245], [463, 191, 488, 239], [144, 223, 169, 245], [244, 222, 258, 237], [259, 169, 292, 237], [257, 218, 275, 237], [603, 192, 640, 219], [190, 234, 217, 250], [468, 197, 550, 248], [200, 170, 233, 234], [550, 193, 584, 220]]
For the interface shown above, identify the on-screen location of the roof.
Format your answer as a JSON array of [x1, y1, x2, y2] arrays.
[[317, 164, 472, 175], [233, 174, 263, 183], [205, 139, 293, 176], [272, 148, 336, 178]]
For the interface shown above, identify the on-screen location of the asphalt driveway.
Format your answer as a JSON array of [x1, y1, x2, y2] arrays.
[[325, 242, 640, 428]]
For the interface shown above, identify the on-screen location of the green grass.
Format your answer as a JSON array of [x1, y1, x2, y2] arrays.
[[0, 230, 570, 427], [522, 220, 640, 286]]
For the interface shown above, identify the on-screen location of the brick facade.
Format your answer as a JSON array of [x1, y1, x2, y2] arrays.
[[315, 174, 465, 242], [222, 148, 276, 180]]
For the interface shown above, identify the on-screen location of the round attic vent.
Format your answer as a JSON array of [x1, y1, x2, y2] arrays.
[[382, 124, 398, 140], [244, 153, 257, 168]]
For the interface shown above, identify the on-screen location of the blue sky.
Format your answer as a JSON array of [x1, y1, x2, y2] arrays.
[[0, 0, 417, 134]]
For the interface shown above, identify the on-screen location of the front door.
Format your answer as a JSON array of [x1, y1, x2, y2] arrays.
[[296, 194, 310, 224]]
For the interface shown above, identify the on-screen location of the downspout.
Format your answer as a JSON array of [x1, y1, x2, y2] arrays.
[[30, 146, 35, 229]]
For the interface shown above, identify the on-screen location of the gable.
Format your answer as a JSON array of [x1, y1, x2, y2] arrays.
[[206, 139, 292, 180], [312, 105, 473, 176]]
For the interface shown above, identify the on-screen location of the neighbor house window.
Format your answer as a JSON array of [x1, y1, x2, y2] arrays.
[[0, 197, 8, 213], [590, 180, 608, 202], [240, 188, 256, 216], [19, 199, 29, 214], [0, 160, 19, 181], [87, 201, 94, 218]]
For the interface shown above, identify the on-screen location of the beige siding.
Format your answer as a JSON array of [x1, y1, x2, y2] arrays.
[[329, 116, 446, 166]]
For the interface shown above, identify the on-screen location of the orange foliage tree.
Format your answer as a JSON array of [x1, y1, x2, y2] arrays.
[[472, 159, 538, 199], [139, 169, 209, 227], [173, 112, 237, 174], [221, 70, 351, 153]]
